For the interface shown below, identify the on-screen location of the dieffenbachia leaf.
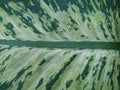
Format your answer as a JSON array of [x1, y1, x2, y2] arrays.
[[0, 0, 120, 90]]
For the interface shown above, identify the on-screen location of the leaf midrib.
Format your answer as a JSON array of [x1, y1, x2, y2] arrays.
[[0, 40, 120, 50]]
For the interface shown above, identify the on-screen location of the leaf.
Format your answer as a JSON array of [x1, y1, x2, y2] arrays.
[[0, 0, 120, 90]]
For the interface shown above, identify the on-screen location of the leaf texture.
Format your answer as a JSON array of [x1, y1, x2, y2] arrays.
[[0, 0, 120, 90]]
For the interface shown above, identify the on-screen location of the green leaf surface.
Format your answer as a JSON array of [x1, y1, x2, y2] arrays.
[[0, 0, 120, 90]]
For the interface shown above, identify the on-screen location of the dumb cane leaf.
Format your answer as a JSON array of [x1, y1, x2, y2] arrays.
[[0, 0, 120, 90]]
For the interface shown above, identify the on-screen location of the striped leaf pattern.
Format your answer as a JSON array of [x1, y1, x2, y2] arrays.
[[0, 0, 120, 90]]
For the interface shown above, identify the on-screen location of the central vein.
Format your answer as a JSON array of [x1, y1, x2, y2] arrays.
[[0, 40, 120, 50]]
